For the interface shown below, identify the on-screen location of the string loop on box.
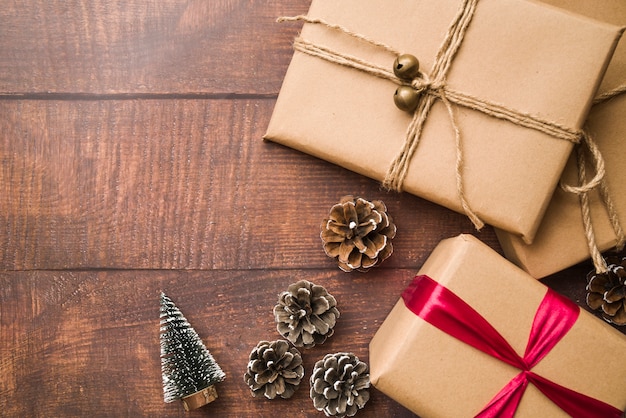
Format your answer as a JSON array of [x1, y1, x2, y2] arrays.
[[279, 2, 585, 230]]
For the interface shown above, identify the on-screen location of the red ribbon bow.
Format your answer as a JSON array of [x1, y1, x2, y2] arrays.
[[401, 275, 622, 418]]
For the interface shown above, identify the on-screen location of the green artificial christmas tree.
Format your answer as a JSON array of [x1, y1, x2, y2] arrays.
[[159, 293, 226, 411]]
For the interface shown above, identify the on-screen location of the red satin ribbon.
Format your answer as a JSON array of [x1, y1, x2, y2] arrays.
[[401, 275, 622, 418]]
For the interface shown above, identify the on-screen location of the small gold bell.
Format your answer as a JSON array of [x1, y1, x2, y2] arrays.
[[393, 54, 420, 80], [394, 85, 420, 112]]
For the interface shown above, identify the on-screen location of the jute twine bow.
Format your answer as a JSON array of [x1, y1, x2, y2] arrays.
[[279, 0, 585, 231], [560, 86, 626, 274]]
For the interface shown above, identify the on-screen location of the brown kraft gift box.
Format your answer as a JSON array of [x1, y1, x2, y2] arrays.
[[369, 234, 626, 417], [265, 0, 623, 243], [496, 0, 626, 278]]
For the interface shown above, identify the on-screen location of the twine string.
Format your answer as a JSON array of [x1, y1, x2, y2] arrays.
[[291, 37, 581, 144], [592, 85, 626, 255], [561, 130, 626, 274], [430, 0, 478, 78], [600, 179, 626, 252], [291, 39, 397, 84], [572, 136, 608, 273], [385, 0, 484, 228], [278, 4, 586, 231], [593, 84, 626, 105], [280, 9, 626, 270], [560, 86, 626, 273], [442, 92, 486, 229], [560, 132, 606, 195], [277, 15, 401, 55]]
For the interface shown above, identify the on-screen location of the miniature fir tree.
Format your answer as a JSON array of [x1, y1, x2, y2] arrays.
[[159, 293, 226, 411]]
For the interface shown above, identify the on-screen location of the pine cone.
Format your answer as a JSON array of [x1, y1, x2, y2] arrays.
[[586, 255, 626, 326], [310, 353, 370, 417], [243, 340, 304, 399], [321, 196, 396, 272], [274, 280, 340, 348]]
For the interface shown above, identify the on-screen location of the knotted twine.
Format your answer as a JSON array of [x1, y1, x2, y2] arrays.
[[279, 0, 585, 231], [560, 85, 626, 273]]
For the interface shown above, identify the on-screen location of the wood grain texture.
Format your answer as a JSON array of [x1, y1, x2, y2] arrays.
[[1, 0, 624, 417], [0, 99, 484, 270], [0, 0, 309, 95], [0, 269, 418, 417], [0, 265, 620, 417]]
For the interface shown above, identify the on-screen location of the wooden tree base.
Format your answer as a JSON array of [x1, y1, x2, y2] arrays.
[[181, 385, 218, 411]]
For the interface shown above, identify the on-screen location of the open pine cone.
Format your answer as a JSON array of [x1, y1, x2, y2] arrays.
[[243, 340, 304, 399], [274, 280, 340, 349], [586, 255, 626, 326], [310, 352, 370, 417], [321, 196, 396, 272]]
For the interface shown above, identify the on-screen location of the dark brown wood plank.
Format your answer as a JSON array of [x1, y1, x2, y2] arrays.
[[1, 266, 621, 417], [0, 0, 309, 95], [0, 269, 419, 417], [4, 2, 623, 417], [0, 99, 484, 270]]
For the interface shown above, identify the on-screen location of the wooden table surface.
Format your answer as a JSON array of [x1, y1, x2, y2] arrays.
[[1, 1, 624, 417]]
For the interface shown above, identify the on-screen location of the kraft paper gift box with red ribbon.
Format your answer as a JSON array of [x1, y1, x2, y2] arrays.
[[495, 0, 626, 278], [369, 234, 626, 417], [264, 0, 624, 243]]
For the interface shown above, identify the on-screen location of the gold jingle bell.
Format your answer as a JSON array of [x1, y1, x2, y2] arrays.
[[394, 85, 420, 112], [393, 54, 420, 80]]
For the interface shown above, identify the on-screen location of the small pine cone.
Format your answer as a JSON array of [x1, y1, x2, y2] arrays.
[[243, 340, 304, 399], [310, 353, 370, 417], [274, 280, 340, 348], [586, 255, 626, 326], [321, 195, 396, 272]]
